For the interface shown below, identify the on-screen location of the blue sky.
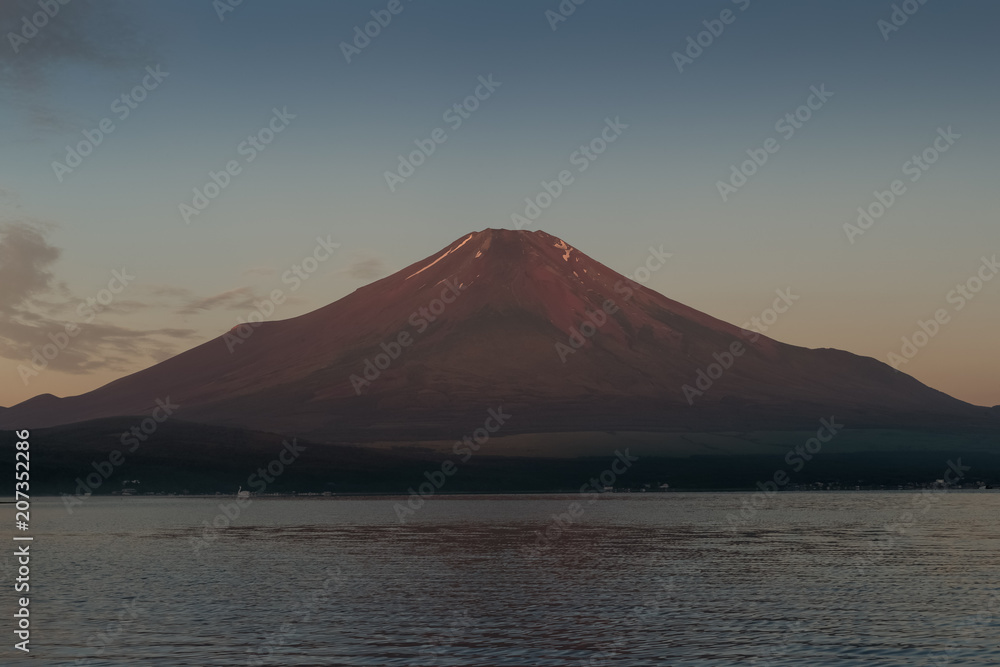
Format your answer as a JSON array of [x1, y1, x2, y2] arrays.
[[0, 0, 998, 406]]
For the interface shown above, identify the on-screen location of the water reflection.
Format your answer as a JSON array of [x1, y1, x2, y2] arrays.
[[16, 493, 1000, 665]]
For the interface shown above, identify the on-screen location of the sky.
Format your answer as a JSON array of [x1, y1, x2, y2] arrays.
[[0, 0, 997, 408]]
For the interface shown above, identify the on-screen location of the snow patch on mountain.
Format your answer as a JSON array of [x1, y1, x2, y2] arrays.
[[405, 234, 475, 280]]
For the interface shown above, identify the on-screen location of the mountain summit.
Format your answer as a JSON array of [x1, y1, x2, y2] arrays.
[[0, 229, 986, 440]]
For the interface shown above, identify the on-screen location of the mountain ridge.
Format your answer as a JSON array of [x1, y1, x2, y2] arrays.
[[0, 228, 990, 441]]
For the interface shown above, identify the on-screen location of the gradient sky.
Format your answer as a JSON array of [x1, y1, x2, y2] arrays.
[[0, 0, 997, 408]]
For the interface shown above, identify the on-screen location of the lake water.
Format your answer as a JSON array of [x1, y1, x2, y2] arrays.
[[7, 493, 999, 665]]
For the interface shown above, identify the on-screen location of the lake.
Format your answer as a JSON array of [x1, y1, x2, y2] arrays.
[[8, 492, 999, 665]]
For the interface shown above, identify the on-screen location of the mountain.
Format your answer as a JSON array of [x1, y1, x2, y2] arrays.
[[0, 229, 991, 442]]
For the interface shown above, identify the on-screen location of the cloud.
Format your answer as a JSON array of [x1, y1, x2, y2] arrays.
[[144, 283, 308, 317], [0, 220, 61, 311], [0, 223, 319, 383], [0, 187, 20, 208], [0, 221, 197, 376], [0, 0, 157, 129], [0, 313, 197, 375], [175, 287, 261, 316], [147, 285, 195, 299], [103, 298, 153, 314], [344, 255, 387, 282], [173, 286, 311, 317]]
